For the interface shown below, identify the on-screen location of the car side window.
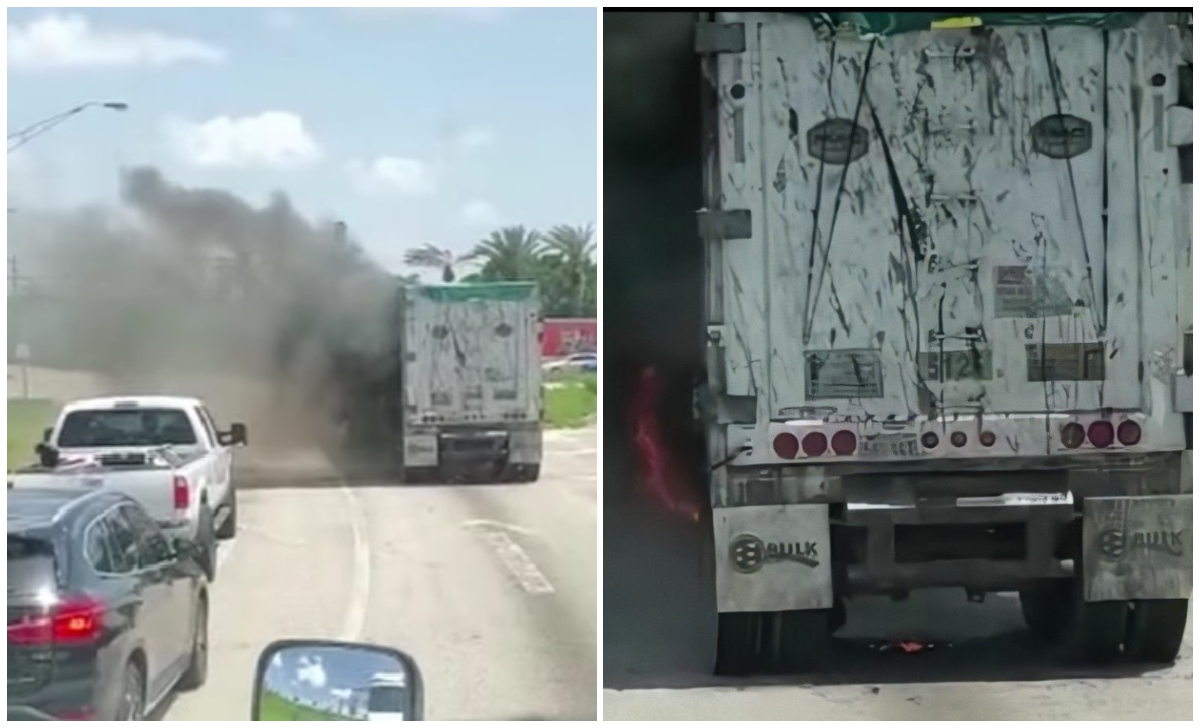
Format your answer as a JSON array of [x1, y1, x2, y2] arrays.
[[193, 407, 217, 448], [84, 517, 117, 573], [121, 505, 174, 568], [103, 508, 141, 573]]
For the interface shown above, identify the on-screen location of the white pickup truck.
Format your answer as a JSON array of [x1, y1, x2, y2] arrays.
[[9, 395, 247, 580]]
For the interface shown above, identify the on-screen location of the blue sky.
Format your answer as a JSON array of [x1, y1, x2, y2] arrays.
[[7, 8, 597, 273]]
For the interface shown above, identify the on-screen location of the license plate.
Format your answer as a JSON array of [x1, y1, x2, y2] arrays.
[[861, 433, 919, 458]]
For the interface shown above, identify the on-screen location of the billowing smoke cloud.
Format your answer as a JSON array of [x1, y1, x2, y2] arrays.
[[10, 166, 398, 456]]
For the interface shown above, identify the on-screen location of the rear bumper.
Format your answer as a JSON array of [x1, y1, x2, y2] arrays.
[[402, 422, 542, 468]]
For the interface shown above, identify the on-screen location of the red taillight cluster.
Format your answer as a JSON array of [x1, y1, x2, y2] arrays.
[[773, 430, 857, 459], [772, 433, 800, 459], [1060, 420, 1141, 449], [8, 596, 104, 645], [173, 475, 190, 512], [801, 432, 827, 457]]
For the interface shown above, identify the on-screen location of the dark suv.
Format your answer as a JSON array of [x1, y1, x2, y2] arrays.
[[8, 488, 209, 720]]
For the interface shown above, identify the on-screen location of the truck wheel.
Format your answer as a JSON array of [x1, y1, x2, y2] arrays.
[[1125, 599, 1189, 663], [776, 609, 831, 673], [1020, 580, 1073, 642], [504, 464, 541, 483], [1071, 597, 1128, 664], [197, 506, 218, 582], [215, 488, 237, 540], [716, 612, 764, 675]]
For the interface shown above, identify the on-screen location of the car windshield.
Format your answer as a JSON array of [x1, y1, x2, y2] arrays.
[[56, 408, 197, 448]]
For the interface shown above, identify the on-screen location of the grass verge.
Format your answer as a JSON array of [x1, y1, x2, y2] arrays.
[[258, 689, 355, 721], [8, 398, 57, 473], [544, 373, 596, 429]]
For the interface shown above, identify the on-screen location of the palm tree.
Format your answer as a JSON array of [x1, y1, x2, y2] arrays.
[[402, 243, 477, 282], [543, 223, 596, 316], [473, 226, 543, 281]]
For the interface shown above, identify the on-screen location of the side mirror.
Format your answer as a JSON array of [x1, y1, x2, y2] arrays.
[[220, 423, 248, 447], [35, 443, 59, 468], [42, 427, 52, 443], [253, 640, 424, 721]]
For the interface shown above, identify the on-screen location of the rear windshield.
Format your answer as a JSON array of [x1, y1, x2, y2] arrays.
[[57, 408, 197, 448], [8, 536, 57, 594]]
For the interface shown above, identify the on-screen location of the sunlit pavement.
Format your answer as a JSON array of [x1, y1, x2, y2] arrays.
[[162, 427, 597, 721]]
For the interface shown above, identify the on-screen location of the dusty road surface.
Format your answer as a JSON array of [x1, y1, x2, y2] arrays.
[[603, 445, 1193, 721], [161, 427, 597, 721]]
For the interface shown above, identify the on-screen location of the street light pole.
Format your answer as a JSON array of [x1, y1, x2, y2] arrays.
[[7, 101, 129, 154]]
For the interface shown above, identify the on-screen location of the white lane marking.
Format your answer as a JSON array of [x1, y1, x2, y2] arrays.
[[480, 531, 556, 595], [216, 539, 235, 569], [339, 485, 372, 641], [463, 519, 539, 537]]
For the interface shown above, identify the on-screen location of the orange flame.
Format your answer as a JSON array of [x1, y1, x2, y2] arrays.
[[630, 366, 702, 522]]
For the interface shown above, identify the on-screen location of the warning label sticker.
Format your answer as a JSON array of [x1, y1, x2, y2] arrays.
[[1026, 343, 1106, 382], [805, 349, 884, 399], [994, 265, 1073, 319]]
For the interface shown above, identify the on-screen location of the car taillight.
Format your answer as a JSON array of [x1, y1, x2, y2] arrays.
[[979, 431, 996, 447], [830, 430, 857, 456], [773, 433, 800, 459], [1117, 420, 1142, 446], [950, 431, 968, 448], [173, 475, 190, 512], [8, 596, 104, 645], [1061, 423, 1086, 449], [921, 432, 939, 449], [801, 432, 827, 457], [1087, 421, 1115, 449]]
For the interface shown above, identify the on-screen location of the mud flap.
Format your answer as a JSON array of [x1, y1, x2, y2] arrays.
[[1082, 495, 1193, 601], [403, 431, 438, 468], [713, 504, 833, 613]]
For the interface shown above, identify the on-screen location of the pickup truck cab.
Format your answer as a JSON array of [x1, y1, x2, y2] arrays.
[[9, 396, 247, 580]]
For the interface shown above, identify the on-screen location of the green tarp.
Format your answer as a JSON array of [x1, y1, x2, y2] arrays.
[[810, 12, 1145, 39], [415, 281, 536, 302]]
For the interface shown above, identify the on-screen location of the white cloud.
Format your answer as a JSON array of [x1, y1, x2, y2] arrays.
[[296, 657, 327, 689], [168, 111, 322, 169], [454, 128, 495, 150], [348, 156, 436, 196], [270, 652, 283, 669], [8, 13, 224, 70], [461, 200, 499, 227]]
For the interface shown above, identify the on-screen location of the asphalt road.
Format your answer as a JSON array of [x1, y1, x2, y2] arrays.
[[603, 482, 1193, 721], [161, 427, 597, 721]]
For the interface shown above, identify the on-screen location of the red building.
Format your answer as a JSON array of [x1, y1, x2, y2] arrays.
[[542, 318, 597, 358]]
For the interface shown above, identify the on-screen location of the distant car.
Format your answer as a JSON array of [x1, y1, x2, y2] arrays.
[[543, 352, 597, 375], [7, 488, 210, 720]]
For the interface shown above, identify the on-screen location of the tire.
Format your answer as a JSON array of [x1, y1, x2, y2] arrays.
[[716, 612, 764, 675], [776, 609, 831, 674], [177, 596, 209, 691], [1020, 579, 1073, 642], [1070, 582, 1129, 664], [504, 464, 541, 483], [215, 487, 237, 540], [196, 506, 218, 582], [1125, 599, 1190, 663], [115, 659, 147, 720]]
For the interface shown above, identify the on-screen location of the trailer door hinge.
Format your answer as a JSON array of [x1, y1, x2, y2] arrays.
[[695, 22, 746, 54], [698, 209, 752, 241]]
